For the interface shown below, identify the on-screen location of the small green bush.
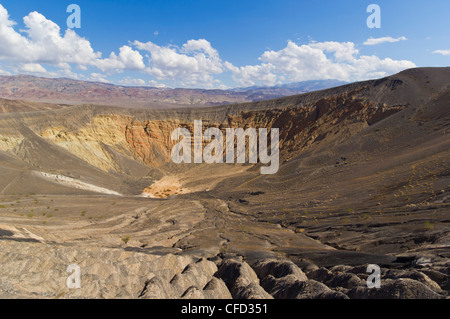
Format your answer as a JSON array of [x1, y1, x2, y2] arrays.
[[121, 235, 130, 244]]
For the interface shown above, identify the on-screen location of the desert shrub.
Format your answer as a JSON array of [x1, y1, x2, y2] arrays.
[[424, 221, 434, 231]]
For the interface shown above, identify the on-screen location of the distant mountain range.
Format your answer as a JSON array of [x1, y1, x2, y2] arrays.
[[231, 79, 347, 92], [229, 80, 347, 102], [0, 75, 347, 109]]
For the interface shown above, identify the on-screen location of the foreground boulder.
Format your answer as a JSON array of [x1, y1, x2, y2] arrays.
[[253, 259, 348, 299], [139, 256, 232, 299], [261, 274, 348, 299], [348, 278, 445, 299], [215, 259, 273, 299], [383, 269, 442, 292], [252, 259, 308, 282]]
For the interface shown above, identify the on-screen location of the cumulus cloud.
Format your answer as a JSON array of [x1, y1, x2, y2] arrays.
[[95, 46, 145, 72], [224, 62, 277, 87], [0, 67, 11, 75], [0, 4, 144, 75], [118, 77, 168, 88], [364, 36, 407, 46], [133, 39, 224, 88], [89, 73, 110, 83], [227, 40, 415, 87], [118, 77, 147, 86], [10, 62, 84, 79], [0, 6, 100, 66], [433, 49, 450, 56], [19, 63, 48, 74], [148, 80, 167, 88]]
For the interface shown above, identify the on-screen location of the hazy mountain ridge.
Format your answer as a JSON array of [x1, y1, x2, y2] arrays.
[[0, 75, 347, 109]]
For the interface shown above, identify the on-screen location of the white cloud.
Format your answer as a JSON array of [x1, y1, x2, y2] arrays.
[[433, 49, 450, 56], [89, 73, 110, 83], [116, 46, 146, 70], [309, 41, 359, 62], [0, 67, 11, 75], [118, 77, 168, 88], [133, 39, 224, 88], [0, 4, 143, 76], [56, 68, 83, 79], [364, 36, 407, 46], [0, 7, 101, 65], [96, 46, 145, 72], [10, 62, 84, 79], [119, 77, 147, 86], [224, 62, 277, 87], [19, 63, 47, 74], [148, 80, 167, 88], [227, 40, 416, 86]]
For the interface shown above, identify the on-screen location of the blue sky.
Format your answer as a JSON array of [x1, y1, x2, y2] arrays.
[[0, 0, 448, 88]]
